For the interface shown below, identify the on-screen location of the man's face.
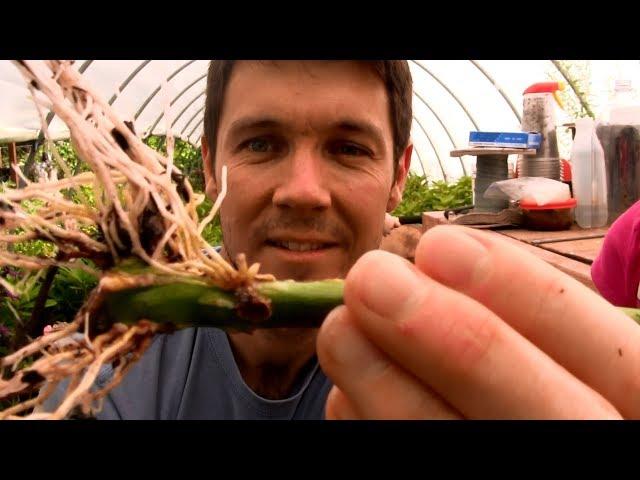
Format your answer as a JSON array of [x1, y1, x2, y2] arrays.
[[203, 61, 410, 281]]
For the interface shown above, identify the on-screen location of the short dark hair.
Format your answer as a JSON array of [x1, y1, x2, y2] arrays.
[[203, 60, 413, 167]]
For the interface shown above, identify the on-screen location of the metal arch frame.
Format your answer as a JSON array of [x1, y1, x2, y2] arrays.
[[171, 91, 205, 130], [182, 60, 485, 165], [412, 90, 467, 175], [411, 115, 447, 181], [107, 60, 152, 106], [187, 118, 204, 141], [27, 59, 590, 182], [181, 105, 205, 137], [411, 60, 521, 127], [182, 59, 572, 154], [409, 60, 481, 131], [445, 60, 588, 125], [409, 59, 589, 179], [188, 127, 201, 145], [32, 60, 587, 137], [35, 60, 203, 141], [410, 139, 428, 178], [469, 60, 522, 124], [409, 123, 442, 180], [29, 60, 204, 170], [134, 60, 198, 120], [146, 73, 207, 137], [550, 60, 595, 118], [189, 123, 205, 145]]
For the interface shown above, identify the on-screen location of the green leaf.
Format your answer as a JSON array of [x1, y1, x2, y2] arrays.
[[393, 173, 472, 216]]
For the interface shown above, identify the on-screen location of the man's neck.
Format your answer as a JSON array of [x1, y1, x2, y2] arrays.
[[227, 328, 319, 400]]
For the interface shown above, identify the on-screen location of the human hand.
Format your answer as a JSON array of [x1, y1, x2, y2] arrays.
[[317, 225, 640, 419], [383, 213, 401, 236]]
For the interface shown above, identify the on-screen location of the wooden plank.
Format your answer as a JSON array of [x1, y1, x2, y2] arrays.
[[421, 210, 520, 230], [536, 237, 604, 264], [500, 226, 609, 244], [531, 233, 606, 245], [487, 231, 597, 291], [422, 211, 609, 244]]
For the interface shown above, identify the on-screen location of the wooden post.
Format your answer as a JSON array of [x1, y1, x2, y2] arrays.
[[8, 142, 18, 185]]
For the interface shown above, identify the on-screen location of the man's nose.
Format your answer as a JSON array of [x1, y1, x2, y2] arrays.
[[272, 147, 332, 211]]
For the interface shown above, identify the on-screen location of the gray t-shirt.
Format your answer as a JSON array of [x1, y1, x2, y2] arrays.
[[43, 327, 333, 420]]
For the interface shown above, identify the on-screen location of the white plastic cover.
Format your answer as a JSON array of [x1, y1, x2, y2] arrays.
[[1, 60, 638, 181]]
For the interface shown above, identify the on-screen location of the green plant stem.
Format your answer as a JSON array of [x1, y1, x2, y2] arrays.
[[11, 266, 59, 351], [100, 278, 345, 331], [61, 252, 640, 335], [100, 271, 640, 333], [27, 266, 58, 339]]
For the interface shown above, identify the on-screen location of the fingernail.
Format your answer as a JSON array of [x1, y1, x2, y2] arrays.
[[350, 251, 422, 319], [422, 226, 492, 290], [325, 309, 385, 372]]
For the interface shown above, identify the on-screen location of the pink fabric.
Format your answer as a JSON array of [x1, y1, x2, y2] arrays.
[[591, 200, 640, 307]]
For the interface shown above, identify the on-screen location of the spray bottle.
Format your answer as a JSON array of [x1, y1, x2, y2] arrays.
[[519, 82, 565, 180], [521, 82, 564, 158]]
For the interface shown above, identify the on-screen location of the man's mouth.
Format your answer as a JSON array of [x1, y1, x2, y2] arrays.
[[266, 239, 337, 252]]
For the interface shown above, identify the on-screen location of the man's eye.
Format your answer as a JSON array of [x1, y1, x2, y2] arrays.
[[332, 143, 369, 157], [247, 138, 272, 153]]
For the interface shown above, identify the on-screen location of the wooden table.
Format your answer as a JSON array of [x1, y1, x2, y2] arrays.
[[498, 226, 606, 265], [421, 211, 606, 292]]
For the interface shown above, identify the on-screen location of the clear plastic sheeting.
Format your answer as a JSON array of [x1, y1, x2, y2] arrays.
[[1, 60, 639, 182]]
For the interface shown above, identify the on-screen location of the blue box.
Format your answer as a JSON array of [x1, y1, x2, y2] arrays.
[[469, 131, 541, 149]]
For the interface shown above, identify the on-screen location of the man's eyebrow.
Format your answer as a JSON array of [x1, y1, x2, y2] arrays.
[[227, 117, 284, 136], [333, 119, 385, 144], [226, 116, 386, 147]]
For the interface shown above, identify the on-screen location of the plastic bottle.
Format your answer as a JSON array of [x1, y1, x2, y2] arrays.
[[605, 80, 640, 125], [520, 82, 565, 181], [570, 117, 608, 228]]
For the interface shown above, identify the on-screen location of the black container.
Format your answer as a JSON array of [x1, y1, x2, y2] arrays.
[[596, 124, 640, 224]]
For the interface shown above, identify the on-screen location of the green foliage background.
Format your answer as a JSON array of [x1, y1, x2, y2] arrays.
[[392, 173, 472, 216]]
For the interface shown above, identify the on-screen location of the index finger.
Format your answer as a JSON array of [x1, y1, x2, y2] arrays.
[[416, 225, 640, 418]]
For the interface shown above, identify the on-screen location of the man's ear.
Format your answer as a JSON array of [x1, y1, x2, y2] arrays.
[[387, 143, 413, 212], [201, 135, 218, 200]]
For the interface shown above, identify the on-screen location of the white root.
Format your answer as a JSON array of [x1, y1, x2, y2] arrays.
[[0, 60, 269, 419]]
